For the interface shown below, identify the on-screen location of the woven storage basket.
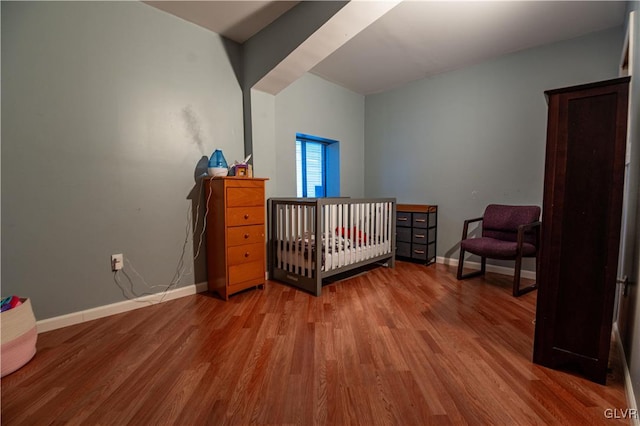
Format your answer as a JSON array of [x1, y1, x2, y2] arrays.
[[1, 298, 37, 377]]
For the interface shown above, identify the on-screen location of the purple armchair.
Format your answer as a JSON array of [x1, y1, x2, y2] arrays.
[[456, 204, 541, 297]]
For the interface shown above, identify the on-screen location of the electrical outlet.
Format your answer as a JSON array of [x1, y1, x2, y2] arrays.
[[111, 253, 123, 271]]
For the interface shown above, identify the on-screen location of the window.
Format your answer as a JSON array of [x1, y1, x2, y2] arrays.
[[296, 133, 339, 197]]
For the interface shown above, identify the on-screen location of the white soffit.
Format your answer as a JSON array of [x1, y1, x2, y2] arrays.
[[252, 0, 402, 95]]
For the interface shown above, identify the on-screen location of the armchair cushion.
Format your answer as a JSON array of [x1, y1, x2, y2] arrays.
[[461, 237, 537, 259], [483, 204, 541, 244]]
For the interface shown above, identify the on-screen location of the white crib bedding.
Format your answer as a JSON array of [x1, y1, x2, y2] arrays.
[[276, 236, 390, 272]]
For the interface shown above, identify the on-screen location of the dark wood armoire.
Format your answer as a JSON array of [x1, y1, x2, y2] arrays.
[[533, 77, 630, 384]]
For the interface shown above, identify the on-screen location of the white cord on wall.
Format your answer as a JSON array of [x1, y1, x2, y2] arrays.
[[113, 177, 212, 304]]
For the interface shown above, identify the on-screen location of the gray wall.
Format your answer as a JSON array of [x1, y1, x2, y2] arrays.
[[2, 2, 245, 319], [271, 73, 365, 198], [250, 89, 277, 199], [364, 26, 625, 267]]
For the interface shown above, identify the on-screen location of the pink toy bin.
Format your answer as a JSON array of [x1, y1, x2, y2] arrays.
[[1, 298, 37, 377]]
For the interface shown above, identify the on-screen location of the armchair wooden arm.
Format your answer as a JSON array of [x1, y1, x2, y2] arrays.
[[517, 221, 542, 251], [461, 217, 484, 241], [457, 217, 485, 281]]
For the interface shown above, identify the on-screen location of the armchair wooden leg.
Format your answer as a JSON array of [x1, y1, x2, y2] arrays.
[[457, 250, 485, 280], [513, 254, 523, 297], [512, 254, 537, 297], [457, 249, 465, 279]]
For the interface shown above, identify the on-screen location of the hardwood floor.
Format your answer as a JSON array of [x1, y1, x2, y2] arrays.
[[1, 262, 629, 425]]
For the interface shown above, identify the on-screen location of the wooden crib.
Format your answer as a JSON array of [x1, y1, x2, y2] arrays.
[[268, 197, 396, 296]]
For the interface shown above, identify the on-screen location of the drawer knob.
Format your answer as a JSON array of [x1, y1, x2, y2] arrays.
[[415, 234, 425, 238], [415, 219, 426, 223], [414, 250, 425, 254], [398, 217, 408, 221], [244, 252, 250, 258], [244, 214, 250, 219], [244, 233, 250, 239]]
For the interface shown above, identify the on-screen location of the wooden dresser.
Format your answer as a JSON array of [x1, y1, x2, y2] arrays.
[[205, 177, 268, 300], [395, 204, 437, 265]]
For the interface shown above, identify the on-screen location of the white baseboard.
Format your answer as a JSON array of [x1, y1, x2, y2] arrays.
[[36, 282, 208, 334], [613, 323, 640, 426], [436, 256, 536, 280]]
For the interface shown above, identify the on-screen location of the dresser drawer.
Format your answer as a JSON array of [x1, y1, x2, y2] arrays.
[[227, 225, 265, 247], [227, 187, 264, 207], [396, 241, 411, 257], [412, 228, 435, 244], [397, 227, 411, 243], [228, 277, 264, 296], [396, 211, 411, 227], [227, 207, 264, 226], [411, 244, 428, 260], [228, 260, 264, 285], [228, 243, 264, 266], [412, 213, 429, 228]]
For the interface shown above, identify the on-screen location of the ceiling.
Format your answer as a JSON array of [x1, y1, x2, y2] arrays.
[[145, 1, 300, 43], [147, 1, 628, 95]]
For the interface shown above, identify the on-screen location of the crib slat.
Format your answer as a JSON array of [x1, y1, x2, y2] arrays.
[[335, 204, 340, 269], [307, 205, 312, 277], [280, 204, 285, 270], [335, 203, 340, 270], [343, 203, 348, 267], [284, 205, 288, 269], [345, 203, 350, 266], [292, 205, 296, 273], [361, 203, 365, 259], [298, 205, 303, 275], [383, 202, 388, 253], [283, 205, 287, 271], [374, 203, 378, 257], [285, 204, 289, 272], [355, 203, 360, 248], [379, 203, 383, 257], [372, 203, 376, 257], [338, 204, 341, 268], [331, 204, 336, 271], [301, 205, 306, 277], [285, 205, 290, 267], [278, 205, 283, 269], [371, 202, 376, 258], [298, 205, 303, 274], [273, 204, 282, 268], [324, 204, 330, 272], [376, 203, 381, 257], [387, 202, 391, 251], [344, 203, 348, 266], [378, 202, 382, 256], [349, 204, 354, 265], [305, 204, 310, 278], [367, 203, 371, 259]]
